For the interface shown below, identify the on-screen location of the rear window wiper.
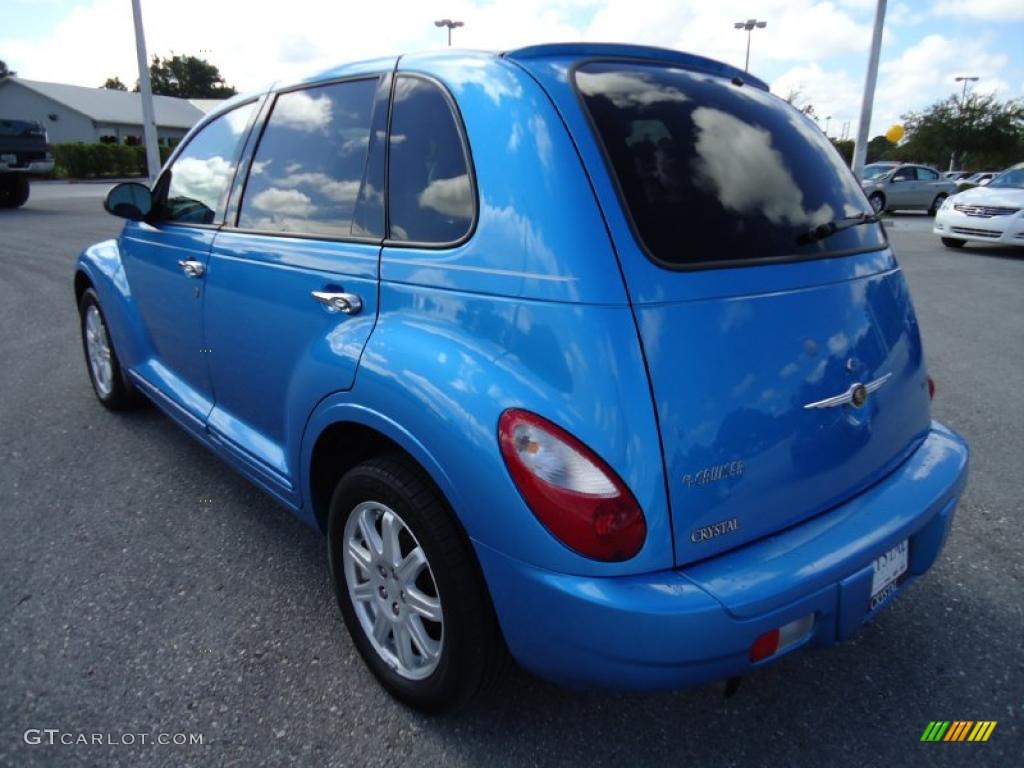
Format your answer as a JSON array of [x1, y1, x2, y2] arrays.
[[797, 212, 880, 245]]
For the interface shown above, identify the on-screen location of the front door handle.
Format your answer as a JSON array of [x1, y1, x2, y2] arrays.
[[311, 290, 363, 315], [178, 259, 205, 278]]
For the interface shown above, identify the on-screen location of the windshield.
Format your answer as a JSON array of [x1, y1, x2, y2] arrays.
[[988, 169, 1024, 189], [574, 61, 885, 267], [862, 164, 893, 181], [0, 119, 44, 138]]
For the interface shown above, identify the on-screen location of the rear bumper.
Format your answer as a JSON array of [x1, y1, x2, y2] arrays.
[[477, 421, 968, 689]]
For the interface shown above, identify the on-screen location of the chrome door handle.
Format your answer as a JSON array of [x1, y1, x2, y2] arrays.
[[178, 259, 205, 278], [311, 290, 363, 315]]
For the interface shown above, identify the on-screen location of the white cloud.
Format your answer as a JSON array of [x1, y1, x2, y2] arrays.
[[418, 174, 473, 219], [935, 0, 1024, 22], [272, 91, 332, 132], [250, 187, 315, 217], [0, 0, 1019, 154]]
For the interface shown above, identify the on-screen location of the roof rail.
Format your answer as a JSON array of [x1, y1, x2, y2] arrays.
[[503, 42, 769, 91]]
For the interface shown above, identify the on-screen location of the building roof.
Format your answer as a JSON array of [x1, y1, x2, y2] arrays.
[[2, 78, 216, 128]]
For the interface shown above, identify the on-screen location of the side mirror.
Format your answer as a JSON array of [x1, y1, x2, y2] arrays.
[[104, 182, 152, 221]]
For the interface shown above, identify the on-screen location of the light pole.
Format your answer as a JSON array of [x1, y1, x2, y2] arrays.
[[824, 115, 832, 138], [851, 0, 887, 178], [951, 76, 979, 171], [955, 75, 979, 104], [434, 19, 464, 47], [733, 18, 767, 72], [130, 0, 160, 183]]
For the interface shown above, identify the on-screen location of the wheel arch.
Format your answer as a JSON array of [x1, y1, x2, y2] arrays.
[[301, 405, 463, 538]]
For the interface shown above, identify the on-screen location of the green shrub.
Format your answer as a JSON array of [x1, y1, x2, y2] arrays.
[[53, 142, 171, 179]]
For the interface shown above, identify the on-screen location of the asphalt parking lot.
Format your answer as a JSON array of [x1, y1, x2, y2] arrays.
[[1, 182, 1021, 767]]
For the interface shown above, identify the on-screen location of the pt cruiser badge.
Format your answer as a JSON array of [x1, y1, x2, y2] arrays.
[[682, 460, 745, 488], [803, 373, 892, 410]]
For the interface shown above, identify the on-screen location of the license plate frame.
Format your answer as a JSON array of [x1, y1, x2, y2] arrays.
[[869, 539, 908, 611]]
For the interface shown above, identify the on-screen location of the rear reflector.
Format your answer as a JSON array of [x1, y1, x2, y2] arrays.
[[927, 375, 935, 400], [750, 614, 815, 662]]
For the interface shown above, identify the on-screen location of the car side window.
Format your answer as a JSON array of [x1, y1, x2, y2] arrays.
[[917, 167, 939, 181], [158, 102, 256, 225], [387, 76, 474, 244], [238, 78, 380, 237], [892, 167, 914, 182]]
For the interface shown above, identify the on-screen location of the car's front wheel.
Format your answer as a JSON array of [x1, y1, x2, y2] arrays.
[[868, 192, 885, 214], [929, 194, 947, 216], [78, 288, 144, 410], [0, 175, 30, 208], [941, 237, 966, 248], [327, 455, 506, 712]]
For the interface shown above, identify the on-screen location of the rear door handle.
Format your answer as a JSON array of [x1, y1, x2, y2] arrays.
[[178, 259, 205, 278], [311, 290, 363, 315]]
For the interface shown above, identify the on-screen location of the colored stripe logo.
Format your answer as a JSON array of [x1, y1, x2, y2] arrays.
[[921, 721, 997, 742]]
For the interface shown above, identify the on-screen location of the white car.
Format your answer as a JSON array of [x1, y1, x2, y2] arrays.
[[934, 165, 1024, 248]]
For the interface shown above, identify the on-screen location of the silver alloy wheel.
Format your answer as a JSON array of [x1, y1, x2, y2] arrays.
[[342, 501, 444, 680], [84, 305, 114, 397]]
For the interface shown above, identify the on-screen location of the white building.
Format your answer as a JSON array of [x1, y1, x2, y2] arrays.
[[0, 77, 218, 145]]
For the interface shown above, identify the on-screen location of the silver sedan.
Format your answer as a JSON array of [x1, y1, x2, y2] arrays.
[[861, 163, 959, 215]]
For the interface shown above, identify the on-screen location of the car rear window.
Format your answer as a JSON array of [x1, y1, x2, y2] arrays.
[[574, 62, 885, 268]]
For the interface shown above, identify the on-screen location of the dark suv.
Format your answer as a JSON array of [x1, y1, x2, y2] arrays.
[[0, 118, 54, 208]]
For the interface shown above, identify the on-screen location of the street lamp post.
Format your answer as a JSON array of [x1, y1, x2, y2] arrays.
[[130, 0, 160, 183], [733, 18, 767, 72], [955, 75, 979, 104], [851, 0, 887, 178], [434, 19, 464, 47], [951, 75, 979, 171], [824, 115, 832, 138]]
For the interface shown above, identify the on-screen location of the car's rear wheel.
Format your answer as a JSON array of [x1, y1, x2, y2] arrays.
[[868, 192, 885, 214], [941, 237, 966, 248], [327, 455, 506, 712], [78, 288, 144, 410], [929, 194, 947, 216]]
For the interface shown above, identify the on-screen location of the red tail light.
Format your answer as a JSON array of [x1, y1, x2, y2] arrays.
[[927, 375, 935, 400], [498, 409, 646, 561]]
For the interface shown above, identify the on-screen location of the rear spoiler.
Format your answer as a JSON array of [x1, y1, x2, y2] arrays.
[[503, 42, 770, 91]]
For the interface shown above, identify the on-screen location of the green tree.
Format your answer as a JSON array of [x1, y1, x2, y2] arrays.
[[866, 135, 896, 163], [830, 138, 854, 165], [0, 59, 15, 79], [135, 54, 237, 99], [101, 76, 127, 91], [898, 93, 1024, 170]]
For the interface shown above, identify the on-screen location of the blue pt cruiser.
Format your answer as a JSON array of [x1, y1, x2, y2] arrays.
[[75, 44, 969, 711]]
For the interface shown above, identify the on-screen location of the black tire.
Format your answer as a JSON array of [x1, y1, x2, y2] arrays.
[[7, 175, 30, 208], [0, 176, 13, 208], [929, 194, 947, 216], [78, 288, 145, 410], [941, 237, 966, 248], [869, 192, 885, 214], [327, 455, 506, 712]]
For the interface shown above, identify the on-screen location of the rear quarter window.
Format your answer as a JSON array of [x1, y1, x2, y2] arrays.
[[574, 61, 886, 268]]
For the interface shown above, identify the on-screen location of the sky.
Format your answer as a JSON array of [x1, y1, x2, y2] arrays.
[[2, 0, 1023, 138]]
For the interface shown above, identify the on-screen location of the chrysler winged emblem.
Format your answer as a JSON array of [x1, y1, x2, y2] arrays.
[[803, 373, 892, 410]]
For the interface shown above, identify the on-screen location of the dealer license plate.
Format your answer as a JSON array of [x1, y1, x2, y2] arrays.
[[869, 539, 908, 611]]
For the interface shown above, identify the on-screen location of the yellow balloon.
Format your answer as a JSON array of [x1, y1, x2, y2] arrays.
[[885, 124, 905, 143]]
